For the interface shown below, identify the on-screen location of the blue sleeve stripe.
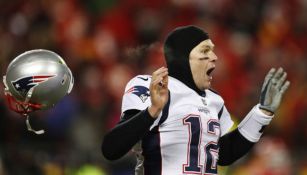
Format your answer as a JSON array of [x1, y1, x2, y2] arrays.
[[218, 105, 224, 119]]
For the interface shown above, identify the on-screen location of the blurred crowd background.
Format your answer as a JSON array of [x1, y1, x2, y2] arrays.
[[0, 0, 306, 174]]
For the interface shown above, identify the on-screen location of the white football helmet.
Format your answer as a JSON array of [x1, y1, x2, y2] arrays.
[[3, 49, 74, 134]]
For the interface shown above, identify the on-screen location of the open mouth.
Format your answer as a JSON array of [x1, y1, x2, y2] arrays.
[[206, 67, 215, 77]]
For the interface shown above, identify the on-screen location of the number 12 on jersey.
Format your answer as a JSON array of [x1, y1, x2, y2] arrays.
[[183, 115, 220, 174]]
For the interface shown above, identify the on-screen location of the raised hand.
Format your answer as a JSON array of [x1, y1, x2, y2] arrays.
[[148, 67, 169, 118], [259, 67, 290, 114]]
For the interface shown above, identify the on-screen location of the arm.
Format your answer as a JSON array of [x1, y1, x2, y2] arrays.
[[218, 67, 290, 165], [101, 67, 169, 160], [102, 109, 155, 160], [218, 105, 271, 165], [218, 129, 254, 166]]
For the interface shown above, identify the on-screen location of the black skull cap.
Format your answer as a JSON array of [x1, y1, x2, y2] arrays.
[[163, 25, 209, 95]]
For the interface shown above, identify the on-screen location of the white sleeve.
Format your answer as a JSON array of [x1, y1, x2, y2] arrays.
[[219, 105, 234, 136], [121, 75, 152, 113]]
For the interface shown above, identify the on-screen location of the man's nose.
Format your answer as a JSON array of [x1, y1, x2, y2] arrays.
[[211, 52, 218, 62]]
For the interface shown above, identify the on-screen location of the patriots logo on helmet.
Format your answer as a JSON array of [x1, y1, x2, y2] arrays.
[[126, 86, 150, 103], [11, 75, 56, 95]]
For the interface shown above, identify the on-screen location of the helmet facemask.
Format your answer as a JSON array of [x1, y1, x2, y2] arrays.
[[3, 75, 45, 134]]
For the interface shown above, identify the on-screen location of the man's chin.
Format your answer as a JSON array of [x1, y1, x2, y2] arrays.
[[203, 83, 211, 90]]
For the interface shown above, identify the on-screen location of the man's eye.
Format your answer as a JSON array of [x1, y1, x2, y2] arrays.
[[203, 49, 209, 53]]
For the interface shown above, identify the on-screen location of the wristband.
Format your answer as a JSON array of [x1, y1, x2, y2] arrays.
[[238, 104, 273, 142]]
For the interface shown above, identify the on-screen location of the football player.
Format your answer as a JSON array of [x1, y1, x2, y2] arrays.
[[101, 26, 290, 174]]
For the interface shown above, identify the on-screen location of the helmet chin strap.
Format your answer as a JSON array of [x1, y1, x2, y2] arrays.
[[24, 114, 45, 134], [23, 87, 45, 135]]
